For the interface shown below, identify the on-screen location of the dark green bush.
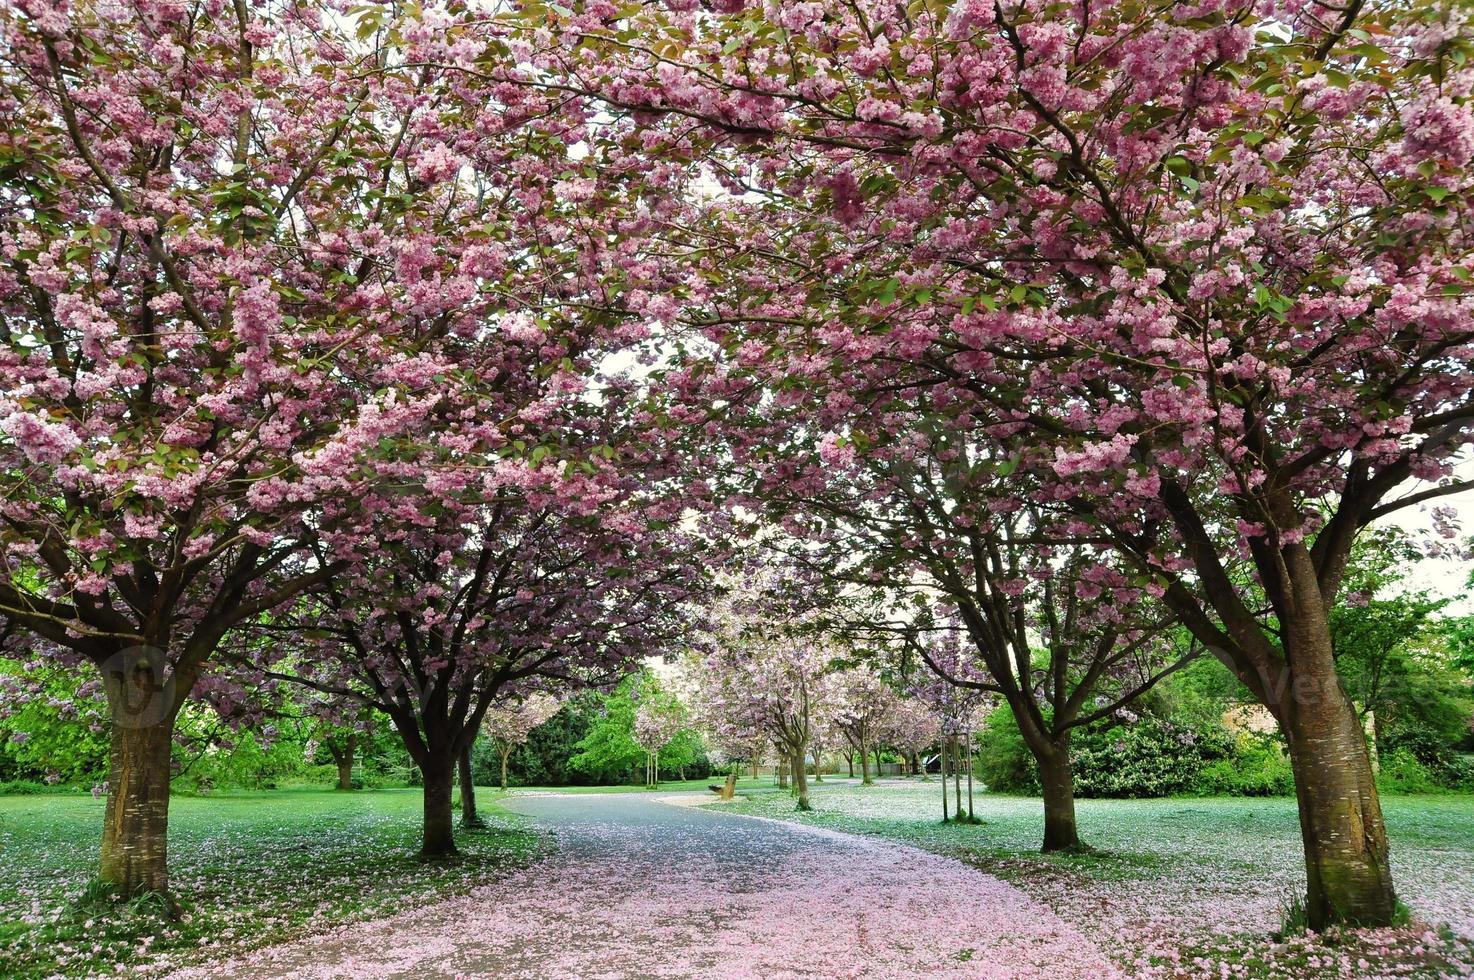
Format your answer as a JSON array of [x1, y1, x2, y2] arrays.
[[976, 707, 1289, 799], [1376, 748, 1445, 794], [0, 779, 62, 795], [1072, 716, 1235, 798], [1195, 734, 1295, 796], [1377, 723, 1474, 793]]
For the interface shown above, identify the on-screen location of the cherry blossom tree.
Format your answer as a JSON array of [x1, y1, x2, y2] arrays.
[[885, 697, 940, 778], [911, 654, 993, 824], [0, 0, 500, 895], [483, 692, 562, 792], [531, 0, 1474, 926], [869, 527, 1197, 852], [830, 667, 897, 786], [298, 694, 376, 793], [0, 0, 705, 889], [692, 579, 839, 811], [633, 693, 687, 789], [251, 484, 698, 855]]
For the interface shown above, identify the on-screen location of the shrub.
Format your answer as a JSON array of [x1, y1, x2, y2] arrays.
[[975, 707, 1039, 793], [1072, 716, 1233, 798], [0, 779, 58, 795], [1379, 723, 1474, 791], [1195, 734, 1295, 797], [980, 707, 1304, 799], [1376, 748, 1445, 794]]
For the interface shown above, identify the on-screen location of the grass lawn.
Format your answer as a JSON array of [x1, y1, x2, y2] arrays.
[[722, 780, 1474, 979], [7, 779, 1469, 979], [0, 786, 540, 979], [0, 777, 773, 978]]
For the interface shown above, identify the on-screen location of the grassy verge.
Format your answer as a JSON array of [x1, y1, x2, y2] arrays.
[[0, 787, 541, 979], [722, 781, 1474, 980]]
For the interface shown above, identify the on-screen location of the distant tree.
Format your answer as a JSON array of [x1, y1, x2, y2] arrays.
[[831, 669, 897, 787], [634, 695, 687, 789], [483, 695, 563, 793], [886, 699, 941, 778], [569, 674, 648, 784]]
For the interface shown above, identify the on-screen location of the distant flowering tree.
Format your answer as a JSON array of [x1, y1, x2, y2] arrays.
[[483, 693, 562, 792], [633, 695, 687, 789], [882, 529, 1196, 852], [252, 492, 698, 856], [692, 577, 839, 811], [911, 652, 994, 824], [531, 0, 1474, 927], [884, 698, 941, 778], [830, 668, 898, 787]]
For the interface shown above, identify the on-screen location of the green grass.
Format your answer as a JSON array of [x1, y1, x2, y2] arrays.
[[0, 787, 541, 979], [9, 779, 1468, 978]]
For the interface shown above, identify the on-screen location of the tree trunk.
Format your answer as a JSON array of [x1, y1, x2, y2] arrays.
[[1038, 744, 1081, 853], [333, 734, 356, 791], [420, 756, 458, 857], [811, 742, 824, 782], [965, 734, 975, 819], [499, 745, 511, 791], [100, 717, 175, 896], [792, 744, 811, 811], [777, 757, 789, 789], [940, 734, 950, 822], [751, 757, 760, 780], [952, 737, 963, 814], [844, 750, 855, 778], [859, 729, 872, 785], [1283, 678, 1396, 928], [458, 746, 481, 827]]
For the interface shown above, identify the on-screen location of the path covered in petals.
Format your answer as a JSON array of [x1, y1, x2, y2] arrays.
[[174, 793, 1122, 979]]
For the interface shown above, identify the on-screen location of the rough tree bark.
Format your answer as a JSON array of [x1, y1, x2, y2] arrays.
[[420, 755, 458, 857], [458, 747, 482, 827], [99, 717, 175, 896], [329, 734, 356, 791], [499, 744, 512, 791], [1277, 590, 1395, 927], [1037, 741, 1081, 853], [791, 743, 811, 811], [97, 648, 189, 898]]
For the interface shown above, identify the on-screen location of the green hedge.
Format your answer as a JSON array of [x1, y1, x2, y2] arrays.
[[977, 708, 1296, 799], [978, 707, 1474, 800]]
